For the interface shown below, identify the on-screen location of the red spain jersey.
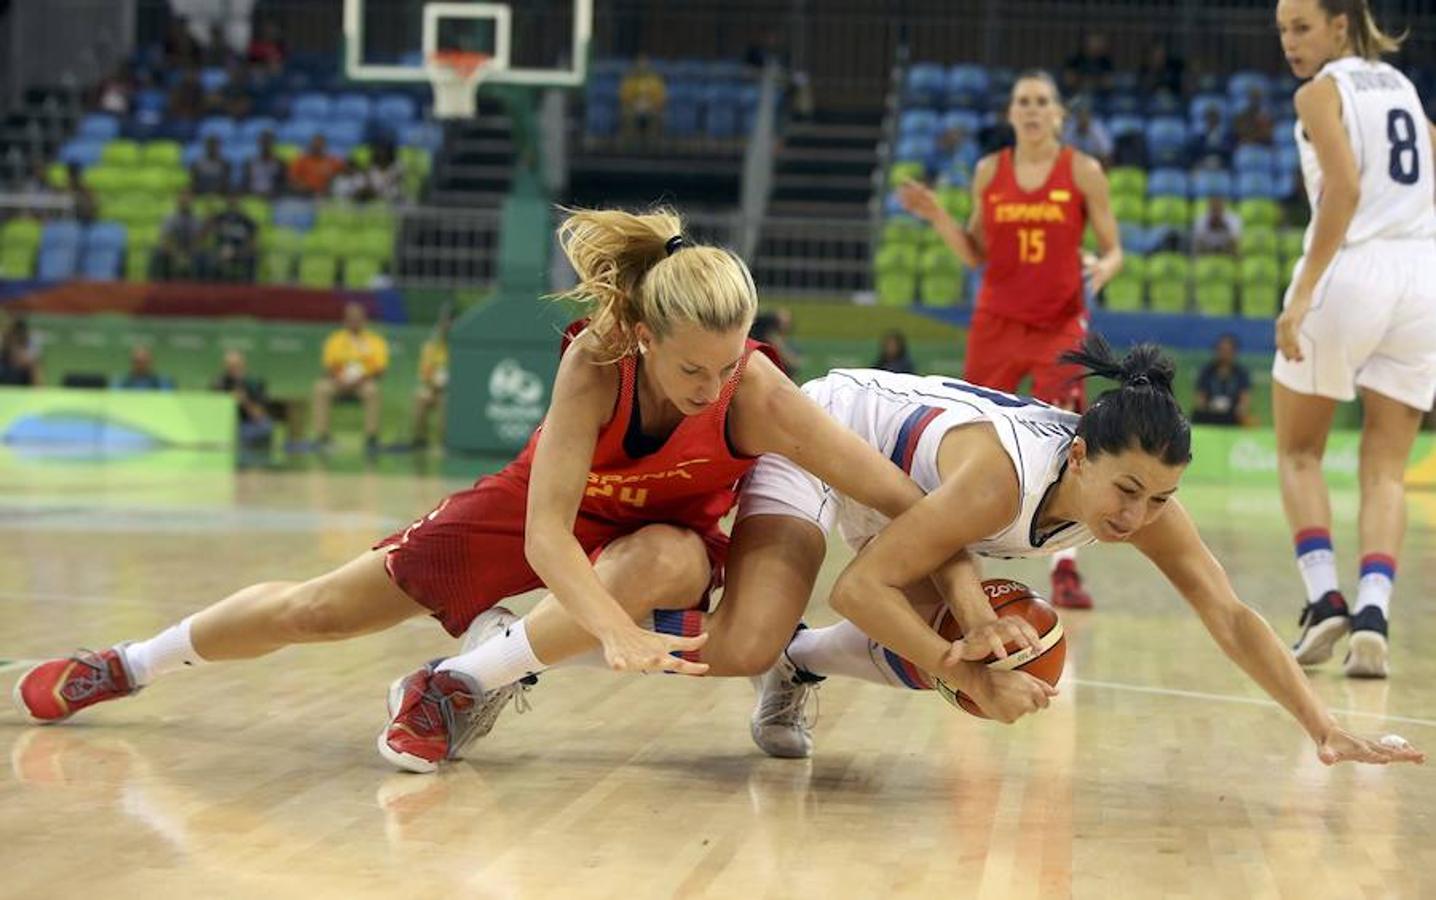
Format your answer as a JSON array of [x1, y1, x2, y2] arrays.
[[977, 146, 1087, 327], [494, 328, 778, 535]]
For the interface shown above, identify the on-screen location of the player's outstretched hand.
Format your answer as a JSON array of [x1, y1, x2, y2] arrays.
[[1317, 727, 1425, 766], [897, 179, 944, 223], [941, 616, 1042, 665], [600, 624, 710, 676]]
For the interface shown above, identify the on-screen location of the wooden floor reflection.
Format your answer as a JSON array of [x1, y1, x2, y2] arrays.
[[3, 458, 1435, 898]]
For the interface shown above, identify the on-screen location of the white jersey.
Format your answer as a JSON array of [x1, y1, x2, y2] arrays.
[[1297, 58, 1436, 249], [736, 369, 1095, 559]]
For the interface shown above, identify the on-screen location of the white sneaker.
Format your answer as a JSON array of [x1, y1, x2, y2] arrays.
[[384, 606, 532, 761], [749, 654, 818, 759]]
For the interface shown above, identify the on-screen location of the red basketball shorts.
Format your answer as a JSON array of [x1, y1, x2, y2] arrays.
[[962, 308, 1087, 410]]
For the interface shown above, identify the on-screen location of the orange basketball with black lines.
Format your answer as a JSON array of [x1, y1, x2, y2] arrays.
[[931, 578, 1066, 718]]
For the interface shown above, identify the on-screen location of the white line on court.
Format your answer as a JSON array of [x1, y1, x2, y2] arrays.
[[1073, 677, 1436, 729]]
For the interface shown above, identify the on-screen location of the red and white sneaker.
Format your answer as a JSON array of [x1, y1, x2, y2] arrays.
[[12, 646, 141, 724], [1050, 559, 1094, 610], [378, 662, 482, 773]]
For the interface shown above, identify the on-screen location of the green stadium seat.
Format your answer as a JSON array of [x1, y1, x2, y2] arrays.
[[349, 228, 393, 262], [876, 270, 918, 306], [1195, 281, 1236, 316], [1146, 252, 1191, 313], [140, 141, 183, 167], [1278, 228, 1305, 260], [354, 203, 396, 232], [239, 197, 272, 227], [297, 254, 337, 288], [1111, 194, 1145, 223], [937, 186, 972, 222], [875, 242, 919, 275], [1194, 255, 1238, 286], [882, 219, 925, 247], [918, 244, 963, 307], [1146, 195, 1190, 229], [1103, 275, 1145, 311], [1238, 226, 1278, 258], [2, 217, 43, 249], [341, 256, 382, 289], [262, 251, 295, 284], [301, 228, 345, 257], [100, 140, 142, 166], [1107, 167, 1147, 199], [47, 162, 69, 189], [0, 244, 36, 278], [125, 246, 153, 281], [1237, 198, 1282, 229], [887, 161, 924, 189], [1241, 283, 1280, 318]]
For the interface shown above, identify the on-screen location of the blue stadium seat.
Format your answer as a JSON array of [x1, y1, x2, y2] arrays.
[[939, 110, 982, 136], [399, 122, 443, 151], [135, 89, 167, 115], [1144, 117, 1188, 166], [1105, 92, 1143, 116], [904, 63, 946, 108], [197, 116, 237, 142], [1188, 93, 1230, 127], [80, 247, 123, 280], [375, 93, 418, 125], [899, 109, 939, 139], [1236, 170, 1277, 199], [277, 119, 321, 147], [706, 98, 740, 139], [291, 92, 331, 121], [1276, 144, 1301, 175], [41, 220, 83, 251], [223, 141, 257, 168], [273, 198, 316, 232], [1274, 118, 1298, 147], [944, 64, 989, 109], [1107, 114, 1146, 139], [58, 139, 105, 168], [585, 101, 618, 137], [84, 222, 126, 253], [323, 119, 367, 147], [666, 93, 702, 137], [1147, 168, 1189, 197], [1233, 144, 1275, 173], [1144, 92, 1183, 117], [896, 134, 936, 163], [1227, 70, 1271, 102], [332, 93, 372, 121], [1192, 168, 1234, 198], [37, 246, 79, 280], [240, 117, 280, 142], [199, 67, 229, 93], [181, 142, 205, 168], [77, 114, 120, 141]]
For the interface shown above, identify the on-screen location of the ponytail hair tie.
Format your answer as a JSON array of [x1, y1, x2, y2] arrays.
[[665, 235, 686, 256], [1127, 373, 1151, 387]]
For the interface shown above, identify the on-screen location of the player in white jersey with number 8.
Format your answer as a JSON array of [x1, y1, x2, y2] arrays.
[[1273, 0, 1436, 679]]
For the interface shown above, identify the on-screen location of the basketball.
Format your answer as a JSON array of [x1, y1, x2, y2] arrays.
[[930, 578, 1066, 718]]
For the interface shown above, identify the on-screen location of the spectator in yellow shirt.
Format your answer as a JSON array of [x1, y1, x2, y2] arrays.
[[410, 308, 452, 449], [619, 56, 666, 144], [311, 301, 388, 452]]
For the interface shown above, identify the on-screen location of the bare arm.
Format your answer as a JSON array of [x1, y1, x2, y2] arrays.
[[524, 338, 705, 674], [1277, 78, 1359, 362], [728, 354, 926, 520], [1073, 152, 1124, 292], [1131, 501, 1424, 765], [896, 155, 996, 268]]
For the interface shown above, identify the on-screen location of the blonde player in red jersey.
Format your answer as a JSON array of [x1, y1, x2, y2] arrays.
[[1273, 0, 1436, 680], [900, 68, 1123, 610], [15, 207, 1007, 773]]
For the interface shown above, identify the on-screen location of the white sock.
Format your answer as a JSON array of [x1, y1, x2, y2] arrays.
[[1294, 529, 1339, 605], [121, 616, 206, 687], [539, 612, 676, 671], [1050, 547, 1078, 570], [1354, 555, 1395, 617], [786, 621, 920, 689], [437, 618, 544, 690]]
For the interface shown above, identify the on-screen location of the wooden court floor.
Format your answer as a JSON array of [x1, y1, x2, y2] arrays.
[[3, 455, 1435, 899]]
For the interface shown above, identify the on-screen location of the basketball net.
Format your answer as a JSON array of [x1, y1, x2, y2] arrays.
[[425, 50, 493, 119]]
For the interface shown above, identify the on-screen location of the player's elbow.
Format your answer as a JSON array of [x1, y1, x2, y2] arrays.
[[829, 568, 882, 622]]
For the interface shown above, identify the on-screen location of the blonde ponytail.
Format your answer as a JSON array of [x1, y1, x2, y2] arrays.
[[1320, 0, 1406, 59], [553, 207, 757, 361]]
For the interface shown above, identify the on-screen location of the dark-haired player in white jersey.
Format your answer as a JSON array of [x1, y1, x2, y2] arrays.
[[1273, 0, 1436, 679], [743, 337, 1422, 767]]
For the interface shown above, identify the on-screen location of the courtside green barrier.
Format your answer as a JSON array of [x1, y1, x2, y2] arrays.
[[0, 387, 235, 450]]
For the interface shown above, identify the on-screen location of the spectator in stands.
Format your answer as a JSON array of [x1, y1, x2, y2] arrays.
[[365, 142, 405, 203], [1062, 32, 1114, 97], [164, 18, 202, 68], [619, 55, 666, 144], [0, 313, 42, 386], [289, 135, 343, 198], [191, 135, 233, 195], [750, 308, 801, 376], [168, 67, 205, 121], [924, 126, 977, 185], [214, 349, 274, 447], [330, 155, 372, 203], [1188, 106, 1234, 168], [65, 163, 98, 225], [1233, 87, 1274, 146], [872, 329, 915, 375], [311, 301, 388, 452], [215, 57, 254, 119], [156, 191, 204, 280], [1138, 44, 1185, 97], [115, 345, 175, 390], [1192, 333, 1253, 427], [203, 193, 258, 282], [94, 63, 136, 116], [247, 21, 286, 74], [1192, 195, 1242, 255], [410, 308, 453, 449], [242, 130, 286, 197], [1063, 97, 1113, 167]]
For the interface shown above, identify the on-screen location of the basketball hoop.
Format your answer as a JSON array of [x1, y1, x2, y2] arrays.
[[426, 50, 493, 119]]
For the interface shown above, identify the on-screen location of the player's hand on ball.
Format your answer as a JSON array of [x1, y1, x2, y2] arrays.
[[963, 668, 1057, 724], [1316, 727, 1425, 766], [897, 180, 943, 222], [941, 615, 1043, 665], [600, 624, 709, 676]]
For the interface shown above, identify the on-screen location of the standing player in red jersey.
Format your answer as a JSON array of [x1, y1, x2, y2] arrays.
[[13, 207, 948, 772], [900, 69, 1123, 610]]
